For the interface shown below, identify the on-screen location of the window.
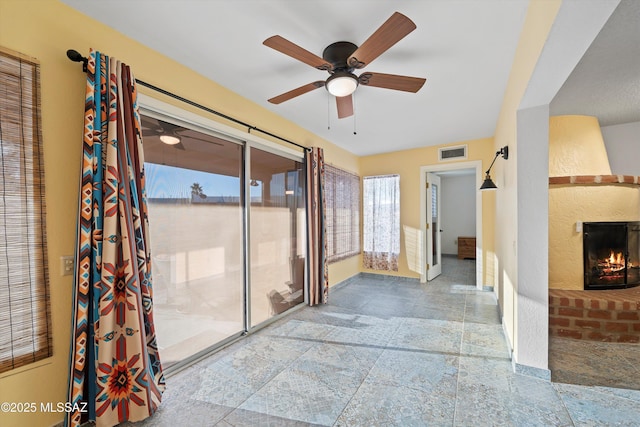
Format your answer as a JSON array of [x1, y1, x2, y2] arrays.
[[363, 174, 400, 271], [0, 48, 52, 373], [324, 165, 360, 263]]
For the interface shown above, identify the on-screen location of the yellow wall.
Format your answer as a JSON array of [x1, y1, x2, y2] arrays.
[[549, 186, 640, 290], [549, 115, 611, 176], [492, 0, 562, 351], [548, 115, 639, 290], [329, 255, 362, 285], [0, 2, 359, 426], [359, 139, 497, 286]]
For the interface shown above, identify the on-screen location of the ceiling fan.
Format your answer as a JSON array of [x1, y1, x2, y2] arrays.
[[141, 117, 223, 150], [263, 12, 426, 119]]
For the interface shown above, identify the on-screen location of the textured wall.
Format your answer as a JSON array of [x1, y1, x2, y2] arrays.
[[549, 115, 611, 176], [548, 115, 640, 290], [549, 185, 640, 289]]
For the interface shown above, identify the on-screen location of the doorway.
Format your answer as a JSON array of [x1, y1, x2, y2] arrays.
[[420, 161, 483, 289]]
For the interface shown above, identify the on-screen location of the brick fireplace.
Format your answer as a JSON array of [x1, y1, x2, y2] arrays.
[[548, 174, 640, 342], [547, 115, 640, 342], [548, 288, 640, 342]]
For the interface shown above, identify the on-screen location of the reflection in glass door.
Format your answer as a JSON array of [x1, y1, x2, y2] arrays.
[[249, 147, 306, 327], [142, 115, 245, 369]]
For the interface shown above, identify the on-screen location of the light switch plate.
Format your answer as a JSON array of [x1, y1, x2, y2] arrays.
[[60, 255, 74, 276]]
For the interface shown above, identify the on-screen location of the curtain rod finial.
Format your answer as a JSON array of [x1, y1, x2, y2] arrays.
[[66, 49, 88, 72]]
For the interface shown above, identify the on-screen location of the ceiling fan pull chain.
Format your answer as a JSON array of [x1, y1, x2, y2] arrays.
[[353, 93, 357, 135], [327, 93, 331, 130]]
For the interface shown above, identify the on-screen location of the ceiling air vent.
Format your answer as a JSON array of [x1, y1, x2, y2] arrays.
[[439, 145, 467, 161]]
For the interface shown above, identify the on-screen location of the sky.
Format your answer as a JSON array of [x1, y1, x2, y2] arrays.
[[145, 163, 261, 199]]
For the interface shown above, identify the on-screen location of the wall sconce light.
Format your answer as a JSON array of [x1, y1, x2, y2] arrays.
[[480, 146, 509, 190]]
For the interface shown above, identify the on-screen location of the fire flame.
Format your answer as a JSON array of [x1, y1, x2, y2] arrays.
[[599, 251, 626, 275], [607, 251, 624, 266]]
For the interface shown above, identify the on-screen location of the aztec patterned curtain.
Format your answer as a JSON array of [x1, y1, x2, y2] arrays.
[[66, 50, 165, 427], [305, 147, 329, 306]]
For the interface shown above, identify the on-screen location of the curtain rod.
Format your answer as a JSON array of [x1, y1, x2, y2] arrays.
[[66, 49, 311, 153]]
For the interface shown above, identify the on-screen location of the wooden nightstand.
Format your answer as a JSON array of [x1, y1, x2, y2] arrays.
[[457, 237, 476, 259]]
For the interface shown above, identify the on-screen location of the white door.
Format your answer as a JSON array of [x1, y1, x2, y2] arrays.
[[426, 172, 442, 280]]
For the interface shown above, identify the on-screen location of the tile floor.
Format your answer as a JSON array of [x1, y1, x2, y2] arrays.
[[125, 257, 640, 426]]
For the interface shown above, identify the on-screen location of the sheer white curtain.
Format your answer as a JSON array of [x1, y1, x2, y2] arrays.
[[363, 175, 400, 271]]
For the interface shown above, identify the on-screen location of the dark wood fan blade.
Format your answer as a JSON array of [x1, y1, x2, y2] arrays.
[[359, 72, 426, 93], [348, 12, 416, 69], [268, 81, 325, 104], [336, 95, 353, 119], [141, 116, 161, 129], [264, 36, 333, 71], [177, 130, 225, 146], [180, 135, 224, 146]]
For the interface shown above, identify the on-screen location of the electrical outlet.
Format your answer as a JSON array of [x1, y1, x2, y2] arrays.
[[60, 256, 74, 276]]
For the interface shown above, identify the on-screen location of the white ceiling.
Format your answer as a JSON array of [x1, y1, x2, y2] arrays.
[[550, 0, 640, 127], [61, 0, 531, 156]]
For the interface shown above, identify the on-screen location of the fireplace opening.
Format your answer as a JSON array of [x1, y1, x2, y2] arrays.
[[583, 222, 640, 290]]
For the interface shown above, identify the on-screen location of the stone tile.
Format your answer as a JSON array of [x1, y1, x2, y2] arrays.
[[457, 355, 513, 391], [128, 257, 640, 427], [335, 382, 455, 426], [192, 365, 258, 408], [604, 341, 640, 382], [387, 317, 463, 355], [365, 348, 459, 395], [554, 383, 640, 426], [455, 357, 574, 426], [120, 400, 232, 426], [323, 314, 403, 348], [463, 302, 501, 324], [220, 408, 326, 427], [352, 296, 417, 319], [454, 381, 574, 427], [193, 335, 315, 406], [415, 293, 468, 309], [289, 304, 363, 327], [407, 304, 466, 322], [266, 318, 334, 340], [506, 373, 575, 426], [549, 337, 640, 389], [460, 322, 511, 359], [237, 363, 356, 426], [464, 291, 498, 306], [295, 342, 383, 380]]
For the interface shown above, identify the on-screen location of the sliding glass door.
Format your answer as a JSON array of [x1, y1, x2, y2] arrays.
[[141, 113, 306, 369], [143, 115, 245, 368], [248, 147, 305, 327]]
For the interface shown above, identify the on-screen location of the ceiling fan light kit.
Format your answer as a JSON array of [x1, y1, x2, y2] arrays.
[[263, 12, 426, 120], [159, 134, 181, 145], [326, 71, 358, 97]]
